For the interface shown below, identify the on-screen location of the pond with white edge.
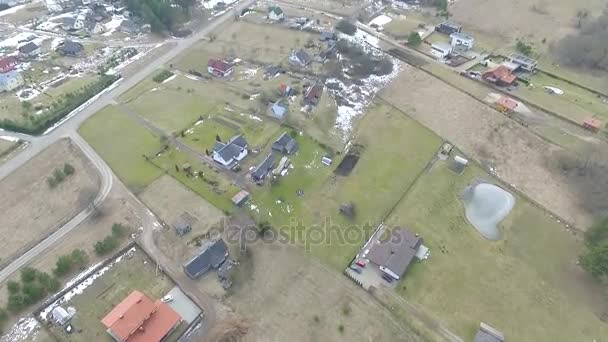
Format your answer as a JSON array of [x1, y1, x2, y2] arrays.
[[461, 183, 515, 240]]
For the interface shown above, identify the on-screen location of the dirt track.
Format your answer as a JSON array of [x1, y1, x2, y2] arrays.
[[381, 65, 593, 229]]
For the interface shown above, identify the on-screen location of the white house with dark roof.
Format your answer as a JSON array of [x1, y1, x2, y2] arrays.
[[268, 6, 284, 21], [289, 49, 311, 67], [450, 32, 474, 50], [212, 135, 248, 167]]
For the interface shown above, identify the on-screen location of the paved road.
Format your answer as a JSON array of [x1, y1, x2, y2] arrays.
[[0, 0, 255, 302]]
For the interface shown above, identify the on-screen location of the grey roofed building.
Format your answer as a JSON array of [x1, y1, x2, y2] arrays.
[[51, 306, 72, 326], [508, 53, 538, 72], [212, 135, 248, 167], [474, 322, 505, 342], [270, 101, 288, 120], [252, 153, 275, 182], [272, 132, 298, 154], [175, 212, 195, 236], [58, 40, 84, 56], [367, 228, 422, 280], [184, 239, 228, 279], [319, 31, 336, 41], [231, 190, 249, 206], [18, 42, 39, 55], [289, 49, 311, 67], [62, 17, 77, 30], [435, 20, 462, 35]]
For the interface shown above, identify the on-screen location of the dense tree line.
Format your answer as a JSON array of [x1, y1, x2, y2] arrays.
[[554, 12, 608, 71], [126, 0, 195, 32]]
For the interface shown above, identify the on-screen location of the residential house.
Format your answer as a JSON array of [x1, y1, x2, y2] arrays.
[[118, 19, 141, 34], [212, 135, 248, 167], [270, 101, 288, 120], [319, 31, 336, 42], [449, 32, 474, 50], [184, 239, 228, 279], [272, 132, 298, 154], [279, 83, 294, 96], [315, 43, 336, 63], [51, 306, 72, 326], [289, 49, 311, 67], [207, 59, 234, 77], [482, 65, 517, 87], [303, 82, 323, 106], [252, 153, 275, 182], [508, 53, 537, 72], [264, 65, 283, 79], [367, 228, 423, 280], [62, 16, 85, 31], [58, 40, 84, 57], [435, 21, 462, 35], [474, 322, 505, 342], [18, 42, 40, 57], [101, 290, 181, 342], [430, 42, 452, 59], [0, 56, 17, 73], [268, 6, 284, 21], [0, 70, 23, 92]]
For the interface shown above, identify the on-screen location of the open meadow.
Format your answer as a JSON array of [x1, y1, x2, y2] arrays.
[[386, 158, 608, 341]]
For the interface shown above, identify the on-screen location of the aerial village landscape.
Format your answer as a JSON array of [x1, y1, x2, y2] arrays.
[[0, 0, 608, 341]]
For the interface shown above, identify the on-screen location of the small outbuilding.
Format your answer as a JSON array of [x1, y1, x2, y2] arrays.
[[474, 322, 505, 342], [175, 212, 195, 236], [231, 190, 250, 206], [268, 6, 284, 21], [51, 306, 72, 326], [252, 153, 275, 182], [339, 203, 355, 219], [582, 117, 602, 133], [495, 96, 518, 113], [271, 132, 298, 154]]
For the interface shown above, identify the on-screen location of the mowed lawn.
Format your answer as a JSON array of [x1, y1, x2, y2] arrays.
[[79, 105, 163, 192], [249, 105, 442, 269], [386, 160, 608, 341]]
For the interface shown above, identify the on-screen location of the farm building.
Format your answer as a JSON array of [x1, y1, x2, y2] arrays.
[[508, 53, 537, 72], [270, 101, 288, 120], [482, 66, 517, 87], [252, 153, 275, 182], [51, 306, 72, 326], [184, 239, 229, 279], [272, 132, 298, 154], [474, 322, 505, 342], [57, 40, 84, 56], [212, 135, 248, 167], [435, 21, 462, 35], [582, 117, 602, 133], [207, 59, 234, 77], [101, 290, 181, 342], [367, 228, 423, 280]]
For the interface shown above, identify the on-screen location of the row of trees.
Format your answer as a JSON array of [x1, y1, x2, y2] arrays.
[[6, 267, 61, 313], [94, 223, 129, 256], [555, 12, 608, 71], [581, 217, 608, 278], [126, 0, 194, 33]]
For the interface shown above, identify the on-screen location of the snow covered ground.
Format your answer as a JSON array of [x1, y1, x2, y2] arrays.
[[368, 14, 392, 28], [0, 4, 25, 18], [201, 0, 238, 10]]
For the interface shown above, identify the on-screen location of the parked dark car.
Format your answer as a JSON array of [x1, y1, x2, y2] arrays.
[[382, 273, 394, 283], [349, 264, 362, 274]]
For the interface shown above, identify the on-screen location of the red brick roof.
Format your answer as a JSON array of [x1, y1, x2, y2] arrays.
[[208, 59, 232, 73], [583, 117, 602, 129], [496, 96, 518, 111], [101, 291, 181, 342], [0, 56, 17, 73], [483, 65, 516, 85]]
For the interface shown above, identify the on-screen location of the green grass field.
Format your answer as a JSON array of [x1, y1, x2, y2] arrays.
[[249, 105, 442, 269], [79, 106, 163, 192], [386, 160, 608, 341]]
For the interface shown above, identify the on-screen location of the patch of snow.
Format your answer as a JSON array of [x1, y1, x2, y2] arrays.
[[368, 14, 392, 27], [194, 119, 204, 126], [16, 88, 41, 102], [238, 67, 259, 81], [102, 15, 126, 36], [201, 0, 237, 10], [162, 74, 177, 84], [0, 135, 20, 143], [50, 37, 64, 51], [0, 316, 40, 342], [0, 4, 25, 17]]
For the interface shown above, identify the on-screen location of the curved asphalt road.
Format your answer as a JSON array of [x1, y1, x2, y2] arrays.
[[0, 0, 255, 290]]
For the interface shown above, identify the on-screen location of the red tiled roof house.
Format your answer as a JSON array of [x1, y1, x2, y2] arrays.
[[207, 59, 234, 77], [0, 57, 18, 73], [482, 65, 517, 87], [101, 290, 181, 342]]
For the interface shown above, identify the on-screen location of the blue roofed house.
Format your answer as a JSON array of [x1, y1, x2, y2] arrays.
[[0, 69, 23, 92], [270, 101, 288, 120], [212, 135, 248, 168]]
